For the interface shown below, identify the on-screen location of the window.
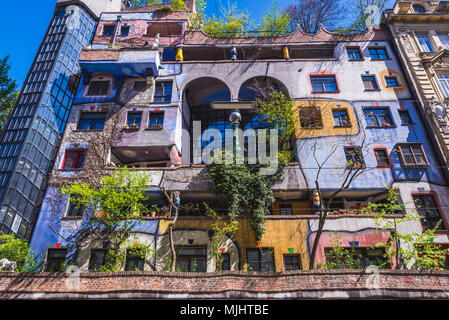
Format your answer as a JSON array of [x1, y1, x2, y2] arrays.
[[399, 110, 413, 124], [102, 25, 115, 36], [413, 194, 445, 231], [374, 148, 391, 167], [362, 76, 379, 90], [175, 246, 207, 272], [310, 76, 338, 92], [363, 107, 394, 127], [438, 74, 449, 97], [385, 76, 400, 87], [283, 255, 301, 271], [87, 80, 110, 96], [62, 149, 86, 170], [246, 248, 275, 272], [127, 112, 142, 128], [412, 4, 426, 12], [149, 112, 164, 128], [347, 47, 363, 60], [133, 81, 147, 91], [438, 34, 449, 49], [344, 146, 365, 168], [120, 26, 130, 36], [416, 33, 435, 52], [299, 107, 323, 129], [77, 112, 106, 130], [125, 249, 145, 271], [89, 249, 107, 271], [154, 81, 173, 103], [67, 196, 85, 217], [221, 253, 231, 271], [324, 247, 388, 268], [397, 143, 429, 167], [45, 248, 67, 272], [279, 204, 293, 215], [332, 109, 350, 127], [368, 47, 389, 60]]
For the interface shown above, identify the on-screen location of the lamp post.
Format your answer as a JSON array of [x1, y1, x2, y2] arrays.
[[229, 110, 242, 157]]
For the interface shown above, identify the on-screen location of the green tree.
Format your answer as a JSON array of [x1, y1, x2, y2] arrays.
[[363, 187, 449, 270], [324, 233, 364, 269], [61, 169, 151, 272], [259, 0, 292, 36], [0, 56, 18, 133], [204, 204, 239, 271], [189, 0, 207, 30], [257, 90, 296, 163], [203, 2, 254, 37], [0, 233, 42, 272]]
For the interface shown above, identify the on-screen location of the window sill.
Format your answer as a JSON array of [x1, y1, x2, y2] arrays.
[[434, 230, 449, 235], [386, 86, 402, 89], [364, 89, 381, 92], [311, 91, 340, 94], [123, 127, 140, 131], [401, 164, 429, 168], [377, 164, 393, 168], [366, 125, 397, 128], [145, 126, 163, 131], [348, 59, 365, 62], [334, 125, 352, 128]]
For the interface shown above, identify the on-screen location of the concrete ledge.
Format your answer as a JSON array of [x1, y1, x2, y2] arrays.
[[0, 270, 448, 299]]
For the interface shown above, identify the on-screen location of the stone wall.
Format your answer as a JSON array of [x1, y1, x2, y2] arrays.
[[0, 270, 448, 299]]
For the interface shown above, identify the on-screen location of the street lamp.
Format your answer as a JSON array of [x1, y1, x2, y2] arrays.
[[229, 110, 242, 155]]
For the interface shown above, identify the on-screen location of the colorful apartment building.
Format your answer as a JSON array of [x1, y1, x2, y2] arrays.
[[22, 0, 449, 272]]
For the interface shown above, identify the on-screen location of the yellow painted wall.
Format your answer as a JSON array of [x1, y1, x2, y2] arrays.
[[379, 69, 408, 93], [160, 217, 310, 271], [295, 100, 359, 138]]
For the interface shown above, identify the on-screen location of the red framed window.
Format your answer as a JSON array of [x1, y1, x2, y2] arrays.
[[62, 149, 86, 170], [396, 144, 429, 167], [374, 148, 391, 167]]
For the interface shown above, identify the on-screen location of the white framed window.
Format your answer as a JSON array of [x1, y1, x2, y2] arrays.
[[438, 74, 449, 97], [416, 33, 435, 52]]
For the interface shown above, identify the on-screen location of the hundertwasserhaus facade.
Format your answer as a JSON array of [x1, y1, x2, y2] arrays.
[[4, 0, 446, 272]]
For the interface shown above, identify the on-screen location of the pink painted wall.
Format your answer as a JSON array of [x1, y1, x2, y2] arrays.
[[310, 230, 396, 268]]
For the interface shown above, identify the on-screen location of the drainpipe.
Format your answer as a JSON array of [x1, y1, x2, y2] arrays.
[[112, 15, 123, 48]]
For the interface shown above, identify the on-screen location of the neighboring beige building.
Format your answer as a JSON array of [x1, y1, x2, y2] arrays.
[[385, 0, 449, 175]]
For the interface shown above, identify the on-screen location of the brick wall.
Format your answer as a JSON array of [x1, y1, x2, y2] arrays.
[[0, 270, 448, 299]]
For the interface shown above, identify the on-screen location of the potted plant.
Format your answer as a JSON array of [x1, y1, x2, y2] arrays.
[[149, 204, 160, 218]]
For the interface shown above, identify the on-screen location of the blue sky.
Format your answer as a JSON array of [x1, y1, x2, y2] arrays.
[[0, 0, 394, 87]]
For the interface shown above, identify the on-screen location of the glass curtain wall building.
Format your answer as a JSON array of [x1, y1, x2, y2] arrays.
[[0, 5, 97, 239]]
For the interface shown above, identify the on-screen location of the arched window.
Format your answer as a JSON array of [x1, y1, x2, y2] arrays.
[[412, 4, 426, 12]]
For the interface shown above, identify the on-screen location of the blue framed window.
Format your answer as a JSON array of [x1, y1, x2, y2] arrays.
[[347, 47, 363, 60], [438, 74, 449, 97], [385, 76, 400, 87], [149, 112, 164, 128], [412, 4, 426, 12], [127, 112, 142, 128], [154, 81, 173, 103], [368, 47, 389, 60], [77, 112, 106, 130], [103, 25, 115, 36], [332, 109, 350, 127], [310, 76, 338, 92], [363, 107, 394, 127], [416, 33, 435, 52], [399, 110, 413, 124], [120, 26, 130, 36], [438, 34, 449, 49]]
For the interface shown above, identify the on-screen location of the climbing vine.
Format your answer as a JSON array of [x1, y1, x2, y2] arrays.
[[204, 204, 239, 271], [208, 154, 285, 242]]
